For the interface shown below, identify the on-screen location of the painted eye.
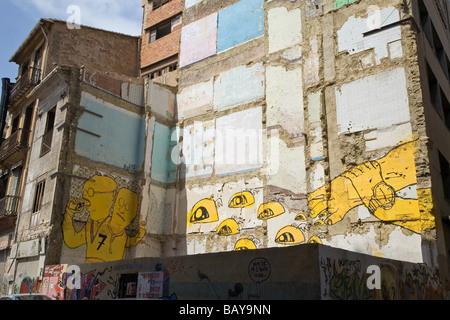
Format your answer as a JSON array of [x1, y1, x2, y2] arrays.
[[275, 226, 304, 245], [187, 198, 219, 226], [234, 238, 256, 251], [191, 207, 209, 223], [229, 191, 255, 208], [257, 202, 285, 220], [307, 236, 322, 244], [314, 220, 324, 226], [217, 219, 240, 236]]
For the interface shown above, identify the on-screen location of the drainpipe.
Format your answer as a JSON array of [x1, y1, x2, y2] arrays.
[[0, 78, 10, 142], [39, 22, 50, 79]]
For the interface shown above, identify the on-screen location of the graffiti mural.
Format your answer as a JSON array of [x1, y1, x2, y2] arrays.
[[187, 197, 219, 227], [217, 218, 240, 236], [185, 138, 437, 259], [307, 139, 436, 233], [229, 191, 255, 208], [320, 256, 447, 300], [257, 202, 285, 220], [62, 175, 145, 263], [275, 225, 304, 245], [320, 257, 372, 300]]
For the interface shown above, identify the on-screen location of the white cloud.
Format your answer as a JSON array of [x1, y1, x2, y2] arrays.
[[11, 0, 142, 36]]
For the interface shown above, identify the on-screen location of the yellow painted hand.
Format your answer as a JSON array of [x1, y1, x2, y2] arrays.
[[308, 175, 363, 225], [308, 160, 393, 225], [66, 198, 85, 215]]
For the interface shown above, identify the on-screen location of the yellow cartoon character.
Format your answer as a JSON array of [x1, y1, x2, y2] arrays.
[[234, 238, 257, 250], [275, 225, 304, 245], [62, 176, 145, 263], [187, 197, 219, 227]]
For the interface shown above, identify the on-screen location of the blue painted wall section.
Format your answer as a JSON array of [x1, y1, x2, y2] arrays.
[[151, 123, 177, 184], [217, 0, 265, 53], [213, 63, 265, 110], [75, 95, 146, 172]]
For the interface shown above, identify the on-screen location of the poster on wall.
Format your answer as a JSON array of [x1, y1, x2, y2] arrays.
[[40, 264, 68, 300], [137, 270, 168, 299]]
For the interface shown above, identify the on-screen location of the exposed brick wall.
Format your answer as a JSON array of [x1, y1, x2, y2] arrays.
[[140, 0, 183, 70], [140, 25, 181, 69], [46, 21, 140, 78], [144, 0, 184, 29]]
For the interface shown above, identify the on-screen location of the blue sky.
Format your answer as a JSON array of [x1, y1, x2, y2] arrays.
[[0, 0, 143, 81]]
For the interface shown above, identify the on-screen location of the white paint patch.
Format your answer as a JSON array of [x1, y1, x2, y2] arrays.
[[268, 7, 302, 54], [335, 67, 411, 134], [337, 7, 402, 64], [266, 65, 304, 135]]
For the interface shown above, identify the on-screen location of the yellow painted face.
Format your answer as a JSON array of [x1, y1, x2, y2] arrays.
[[228, 191, 255, 208], [217, 219, 240, 236], [234, 238, 256, 250], [257, 202, 285, 220], [295, 213, 307, 221], [307, 235, 322, 244], [187, 198, 219, 227], [275, 226, 304, 245], [110, 188, 138, 231], [82, 175, 117, 221]]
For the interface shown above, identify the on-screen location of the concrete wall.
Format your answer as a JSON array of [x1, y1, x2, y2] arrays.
[[31, 244, 448, 300], [140, 0, 183, 69]]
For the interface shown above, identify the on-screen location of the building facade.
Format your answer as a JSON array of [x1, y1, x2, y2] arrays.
[[1, 0, 449, 299], [0, 19, 142, 293], [172, 0, 450, 292], [140, 0, 183, 85]]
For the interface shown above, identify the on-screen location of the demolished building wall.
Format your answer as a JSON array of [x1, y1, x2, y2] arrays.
[[174, 0, 439, 268]]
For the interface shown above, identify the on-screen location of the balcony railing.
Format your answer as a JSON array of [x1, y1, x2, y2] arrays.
[[9, 67, 41, 104], [0, 195, 20, 218], [0, 128, 30, 162]]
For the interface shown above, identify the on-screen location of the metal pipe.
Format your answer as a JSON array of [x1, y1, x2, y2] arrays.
[[39, 23, 49, 79], [0, 78, 11, 142]]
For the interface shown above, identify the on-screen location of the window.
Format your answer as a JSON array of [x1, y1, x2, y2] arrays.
[[40, 107, 56, 156], [11, 115, 20, 134], [153, 0, 170, 10], [20, 60, 29, 77], [0, 173, 8, 199], [419, 1, 433, 45], [442, 88, 450, 127], [427, 62, 450, 129], [148, 15, 181, 43], [31, 180, 45, 227], [150, 62, 178, 79], [419, 1, 449, 80], [118, 274, 138, 299], [440, 152, 450, 201], [427, 63, 444, 118], [149, 21, 172, 43]]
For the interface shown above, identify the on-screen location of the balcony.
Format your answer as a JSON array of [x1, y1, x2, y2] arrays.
[[0, 195, 20, 219], [9, 67, 41, 104], [0, 128, 30, 165]]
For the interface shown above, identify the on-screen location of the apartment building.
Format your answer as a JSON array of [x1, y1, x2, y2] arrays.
[[412, 0, 450, 283], [0, 19, 142, 293], [140, 0, 183, 85]]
